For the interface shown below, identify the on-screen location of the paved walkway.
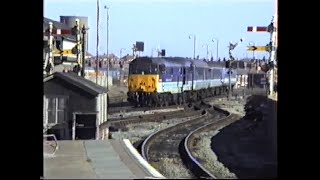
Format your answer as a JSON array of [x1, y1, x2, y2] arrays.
[[44, 140, 150, 179]]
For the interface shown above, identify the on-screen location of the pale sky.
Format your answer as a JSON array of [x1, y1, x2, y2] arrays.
[[44, 0, 275, 59]]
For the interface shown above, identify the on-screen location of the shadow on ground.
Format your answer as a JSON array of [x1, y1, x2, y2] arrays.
[[211, 95, 277, 179]]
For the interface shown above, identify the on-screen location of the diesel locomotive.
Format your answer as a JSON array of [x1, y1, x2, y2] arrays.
[[127, 57, 238, 107]]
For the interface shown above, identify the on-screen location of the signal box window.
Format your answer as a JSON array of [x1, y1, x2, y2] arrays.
[[44, 96, 67, 125]]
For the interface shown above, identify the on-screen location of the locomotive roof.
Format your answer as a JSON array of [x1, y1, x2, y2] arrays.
[[131, 57, 252, 71], [132, 57, 210, 68], [207, 61, 226, 68]]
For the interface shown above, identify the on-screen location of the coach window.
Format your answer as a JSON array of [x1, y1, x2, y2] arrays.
[[213, 69, 220, 79], [175, 67, 181, 75], [206, 69, 212, 79], [197, 68, 204, 80], [159, 64, 166, 74], [168, 67, 174, 75]]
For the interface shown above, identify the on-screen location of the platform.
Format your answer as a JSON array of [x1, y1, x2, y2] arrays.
[[44, 140, 151, 179]]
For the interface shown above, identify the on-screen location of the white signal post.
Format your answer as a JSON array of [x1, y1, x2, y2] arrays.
[[44, 19, 84, 76], [48, 22, 54, 73], [75, 19, 82, 76], [247, 12, 277, 96], [44, 22, 54, 75], [269, 13, 277, 96]]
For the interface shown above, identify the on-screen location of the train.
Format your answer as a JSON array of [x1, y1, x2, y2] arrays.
[[127, 57, 239, 107]]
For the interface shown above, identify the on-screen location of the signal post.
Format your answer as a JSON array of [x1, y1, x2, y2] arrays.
[[247, 15, 277, 96]]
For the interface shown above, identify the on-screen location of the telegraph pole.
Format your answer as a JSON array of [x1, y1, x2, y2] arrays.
[[228, 45, 233, 100], [228, 39, 243, 100], [96, 0, 100, 84]]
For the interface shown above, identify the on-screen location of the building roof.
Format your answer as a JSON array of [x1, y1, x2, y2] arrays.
[[44, 72, 107, 96], [120, 54, 134, 61], [43, 17, 72, 32]]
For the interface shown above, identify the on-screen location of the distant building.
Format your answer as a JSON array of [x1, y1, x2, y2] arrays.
[[43, 72, 108, 140], [120, 54, 135, 62]]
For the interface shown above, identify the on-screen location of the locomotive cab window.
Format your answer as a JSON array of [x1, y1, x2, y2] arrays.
[[129, 63, 158, 74]]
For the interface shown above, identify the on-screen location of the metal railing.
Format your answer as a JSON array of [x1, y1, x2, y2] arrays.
[[43, 134, 59, 155], [43, 126, 59, 156]]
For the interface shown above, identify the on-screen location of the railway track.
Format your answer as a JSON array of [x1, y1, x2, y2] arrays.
[[107, 88, 261, 115], [101, 104, 203, 132], [102, 89, 261, 178], [184, 113, 240, 178], [108, 104, 183, 115], [141, 103, 230, 178]]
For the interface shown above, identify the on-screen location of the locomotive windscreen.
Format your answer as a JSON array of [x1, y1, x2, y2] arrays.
[[129, 63, 158, 75]]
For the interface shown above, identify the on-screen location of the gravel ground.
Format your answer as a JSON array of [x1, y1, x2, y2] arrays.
[[111, 116, 197, 144], [150, 157, 194, 179], [207, 97, 247, 116], [110, 97, 248, 179], [211, 95, 277, 179], [189, 97, 248, 179], [109, 107, 184, 119], [109, 93, 277, 179], [192, 130, 237, 179], [108, 85, 128, 98], [108, 85, 128, 103], [110, 111, 213, 179]]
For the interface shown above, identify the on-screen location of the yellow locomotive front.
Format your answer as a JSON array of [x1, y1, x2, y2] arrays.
[[127, 57, 160, 105]]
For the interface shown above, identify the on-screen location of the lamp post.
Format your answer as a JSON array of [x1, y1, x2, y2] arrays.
[[209, 51, 213, 61], [104, 5, 110, 91], [212, 37, 219, 60], [202, 44, 209, 60], [119, 48, 126, 60], [189, 34, 196, 59]]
